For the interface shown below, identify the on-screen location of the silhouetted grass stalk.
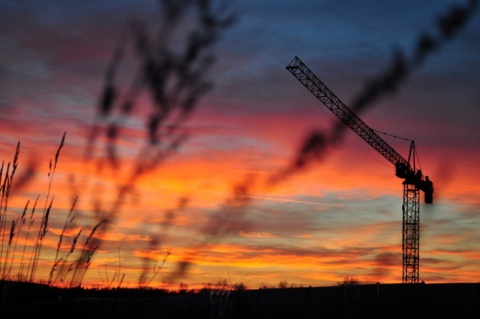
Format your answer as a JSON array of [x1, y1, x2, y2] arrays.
[[98, 250, 125, 289], [18, 195, 40, 281], [48, 195, 78, 285], [55, 226, 82, 285], [0, 162, 12, 277], [29, 132, 65, 282], [3, 201, 29, 279], [1, 219, 16, 279], [18, 196, 38, 281], [70, 219, 105, 287], [0, 142, 19, 279], [7, 200, 29, 279], [29, 196, 54, 282]]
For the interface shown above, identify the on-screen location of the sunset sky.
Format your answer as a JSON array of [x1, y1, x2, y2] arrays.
[[1, 0, 479, 289]]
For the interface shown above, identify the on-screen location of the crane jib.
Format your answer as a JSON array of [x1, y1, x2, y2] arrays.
[[286, 56, 408, 167], [286, 56, 433, 203]]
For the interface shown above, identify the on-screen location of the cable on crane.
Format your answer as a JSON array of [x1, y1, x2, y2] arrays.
[[373, 129, 412, 142], [413, 144, 423, 171], [373, 129, 424, 170]]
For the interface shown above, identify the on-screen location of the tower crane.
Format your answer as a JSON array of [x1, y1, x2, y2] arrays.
[[286, 56, 434, 283]]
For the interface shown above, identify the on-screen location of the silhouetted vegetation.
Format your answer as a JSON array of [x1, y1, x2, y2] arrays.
[[0, 133, 115, 288], [83, 0, 235, 285], [1, 281, 478, 319], [338, 276, 359, 286], [0, 0, 236, 293], [0, 1, 478, 318]]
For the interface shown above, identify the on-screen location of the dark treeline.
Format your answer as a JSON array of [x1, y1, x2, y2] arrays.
[[2, 281, 479, 319]]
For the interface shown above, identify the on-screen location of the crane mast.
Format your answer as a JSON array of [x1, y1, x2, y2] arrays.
[[286, 56, 433, 283]]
